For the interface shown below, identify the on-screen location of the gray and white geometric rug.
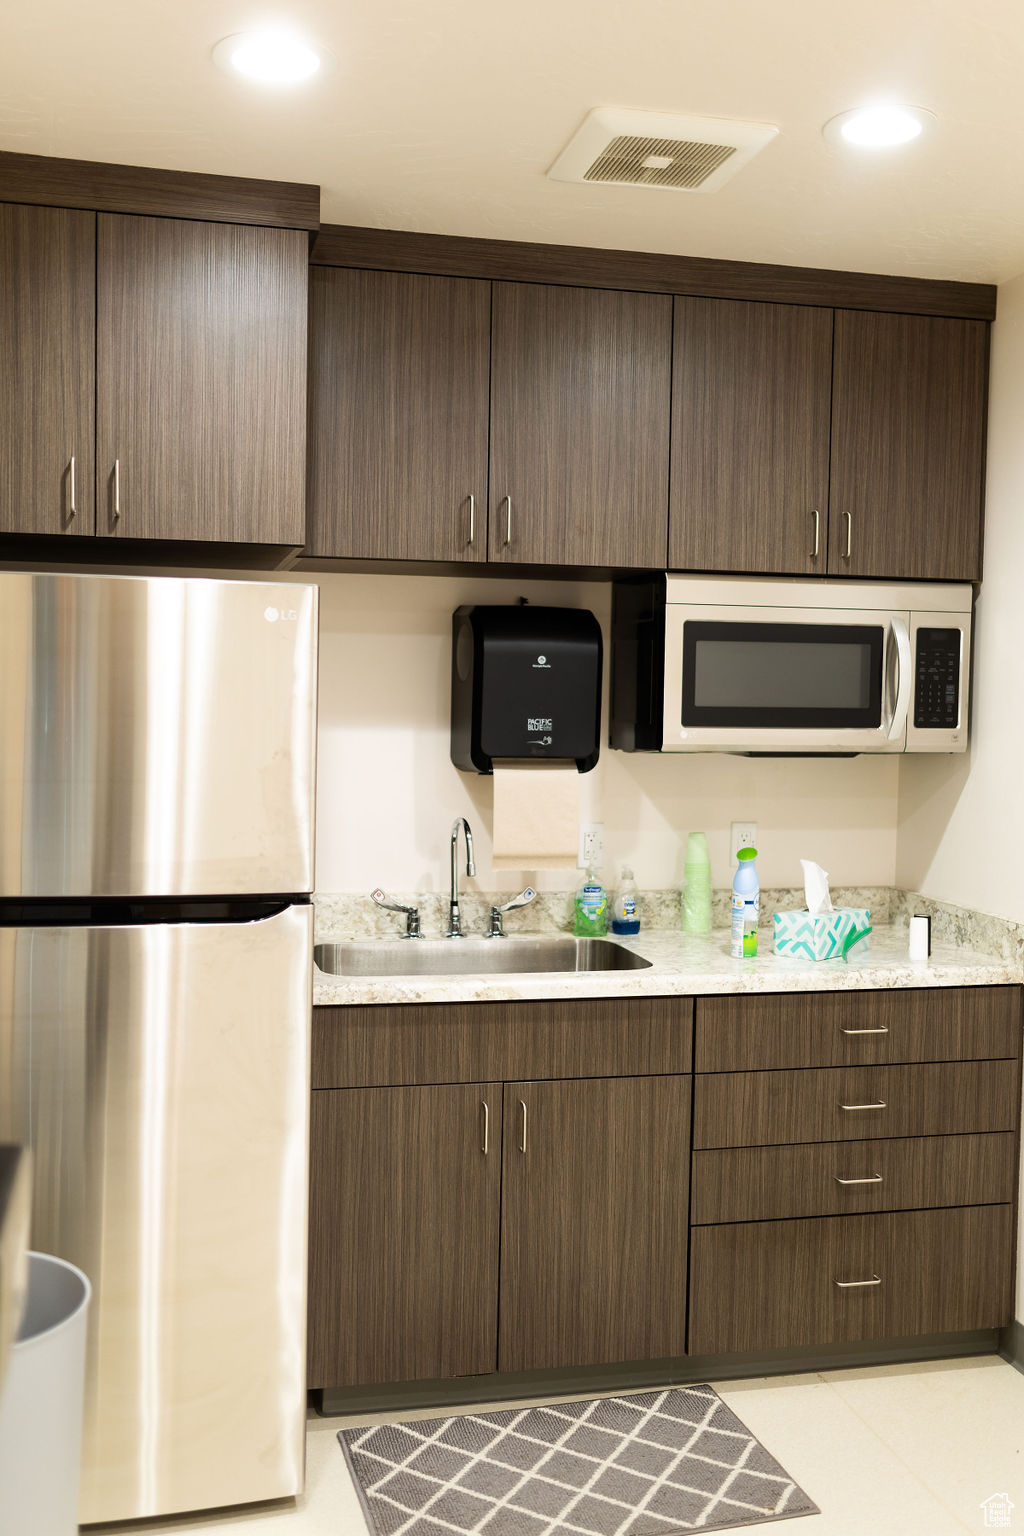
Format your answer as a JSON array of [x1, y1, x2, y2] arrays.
[[339, 1386, 819, 1535]]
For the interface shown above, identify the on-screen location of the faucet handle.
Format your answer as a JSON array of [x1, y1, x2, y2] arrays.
[[488, 887, 536, 937], [370, 889, 422, 938]]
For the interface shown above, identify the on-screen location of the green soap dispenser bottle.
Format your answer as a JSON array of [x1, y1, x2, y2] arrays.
[[574, 865, 608, 937]]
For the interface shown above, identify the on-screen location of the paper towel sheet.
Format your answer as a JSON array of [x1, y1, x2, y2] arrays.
[[492, 759, 580, 872]]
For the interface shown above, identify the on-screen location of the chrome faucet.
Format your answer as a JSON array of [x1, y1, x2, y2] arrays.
[[370, 888, 422, 937], [447, 817, 476, 937], [487, 886, 537, 937]]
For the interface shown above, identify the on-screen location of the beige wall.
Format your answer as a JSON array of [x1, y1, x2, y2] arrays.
[[895, 270, 1024, 1318], [896, 271, 1024, 920], [314, 570, 899, 895]]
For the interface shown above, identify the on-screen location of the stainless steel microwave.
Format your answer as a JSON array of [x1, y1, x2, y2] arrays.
[[611, 575, 972, 755]]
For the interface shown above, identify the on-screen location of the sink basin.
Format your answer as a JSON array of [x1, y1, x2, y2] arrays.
[[314, 936, 652, 978]]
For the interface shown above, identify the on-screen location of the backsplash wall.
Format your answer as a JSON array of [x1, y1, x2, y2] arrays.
[[896, 268, 1024, 924], [313, 571, 900, 895]]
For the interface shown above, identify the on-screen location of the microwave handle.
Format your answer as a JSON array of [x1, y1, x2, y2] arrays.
[[886, 617, 912, 740]]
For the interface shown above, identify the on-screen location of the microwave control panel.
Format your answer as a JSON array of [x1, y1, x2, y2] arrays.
[[914, 628, 961, 729]]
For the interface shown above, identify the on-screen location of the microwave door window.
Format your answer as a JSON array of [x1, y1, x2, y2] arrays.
[[681, 622, 884, 729]]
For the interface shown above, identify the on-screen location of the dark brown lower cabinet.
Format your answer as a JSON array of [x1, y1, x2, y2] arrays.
[[498, 1075, 691, 1373], [689, 1204, 1013, 1355], [307, 1083, 502, 1389], [306, 988, 1021, 1392]]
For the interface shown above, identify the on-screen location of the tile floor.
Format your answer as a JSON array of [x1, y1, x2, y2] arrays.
[[93, 1355, 1024, 1536]]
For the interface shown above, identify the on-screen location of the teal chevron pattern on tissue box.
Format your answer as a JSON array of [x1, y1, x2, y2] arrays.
[[773, 908, 870, 961]]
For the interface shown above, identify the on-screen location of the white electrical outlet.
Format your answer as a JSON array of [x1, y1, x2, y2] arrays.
[[578, 821, 604, 869], [730, 821, 758, 861]]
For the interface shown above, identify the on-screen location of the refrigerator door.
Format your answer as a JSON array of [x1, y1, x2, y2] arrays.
[[0, 904, 312, 1524], [0, 572, 317, 897]]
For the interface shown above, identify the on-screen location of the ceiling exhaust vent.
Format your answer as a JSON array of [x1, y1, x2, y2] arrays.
[[548, 108, 778, 194]]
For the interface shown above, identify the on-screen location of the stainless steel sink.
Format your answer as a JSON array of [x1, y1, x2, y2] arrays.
[[314, 936, 652, 978]]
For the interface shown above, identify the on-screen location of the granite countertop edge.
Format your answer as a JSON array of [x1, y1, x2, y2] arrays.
[[312, 925, 1022, 1008]]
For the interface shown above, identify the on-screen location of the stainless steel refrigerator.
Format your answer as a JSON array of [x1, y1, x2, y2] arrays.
[[0, 571, 318, 1523]]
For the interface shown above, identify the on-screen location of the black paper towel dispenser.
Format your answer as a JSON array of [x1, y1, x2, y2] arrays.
[[451, 605, 602, 774]]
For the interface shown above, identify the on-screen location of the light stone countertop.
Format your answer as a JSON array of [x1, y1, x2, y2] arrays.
[[311, 923, 1022, 1008]]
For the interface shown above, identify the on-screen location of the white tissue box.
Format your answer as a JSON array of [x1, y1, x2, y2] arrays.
[[773, 908, 870, 961]]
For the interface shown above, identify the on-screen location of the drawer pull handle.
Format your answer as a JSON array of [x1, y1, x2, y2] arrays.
[[480, 1100, 489, 1155], [840, 1100, 887, 1111], [834, 1273, 882, 1289], [834, 1173, 884, 1185], [518, 1098, 527, 1153], [841, 1026, 889, 1035]]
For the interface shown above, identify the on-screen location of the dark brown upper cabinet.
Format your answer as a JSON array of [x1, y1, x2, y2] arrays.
[[669, 298, 833, 575], [488, 282, 672, 568], [828, 310, 988, 581], [308, 1082, 502, 1390], [96, 214, 307, 543], [498, 1074, 690, 1373], [306, 269, 490, 563], [0, 203, 95, 536]]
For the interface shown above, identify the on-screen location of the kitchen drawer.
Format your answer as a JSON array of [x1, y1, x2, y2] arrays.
[[696, 987, 1021, 1073], [312, 996, 693, 1088], [693, 1059, 1017, 1148], [690, 1204, 1013, 1354], [691, 1131, 1016, 1224]]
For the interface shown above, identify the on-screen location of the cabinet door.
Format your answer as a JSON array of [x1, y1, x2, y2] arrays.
[[308, 1084, 502, 1389], [306, 269, 490, 561], [489, 282, 671, 567], [96, 214, 307, 543], [829, 310, 988, 580], [669, 298, 832, 575], [499, 1075, 690, 1372], [0, 203, 95, 535]]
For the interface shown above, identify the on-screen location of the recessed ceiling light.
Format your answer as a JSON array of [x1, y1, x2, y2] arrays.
[[212, 29, 328, 86], [823, 103, 936, 149]]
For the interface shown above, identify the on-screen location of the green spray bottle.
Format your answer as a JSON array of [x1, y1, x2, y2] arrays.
[[730, 846, 759, 958]]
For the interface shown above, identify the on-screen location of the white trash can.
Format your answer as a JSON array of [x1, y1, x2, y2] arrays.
[[0, 1252, 91, 1536]]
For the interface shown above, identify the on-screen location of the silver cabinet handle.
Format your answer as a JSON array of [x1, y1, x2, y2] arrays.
[[834, 1274, 882, 1289], [811, 508, 820, 558], [840, 1100, 887, 1111], [518, 1098, 527, 1153], [834, 1172, 884, 1185], [113, 459, 121, 521], [68, 456, 76, 518], [502, 494, 512, 547], [467, 493, 475, 546], [481, 1100, 489, 1155], [842, 509, 852, 558], [841, 1026, 889, 1035]]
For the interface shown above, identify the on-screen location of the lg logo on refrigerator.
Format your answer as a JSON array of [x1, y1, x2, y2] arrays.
[[264, 606, 299, 623]]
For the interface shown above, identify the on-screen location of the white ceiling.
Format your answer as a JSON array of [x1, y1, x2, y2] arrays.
[[3, 0, 1024, 283]]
